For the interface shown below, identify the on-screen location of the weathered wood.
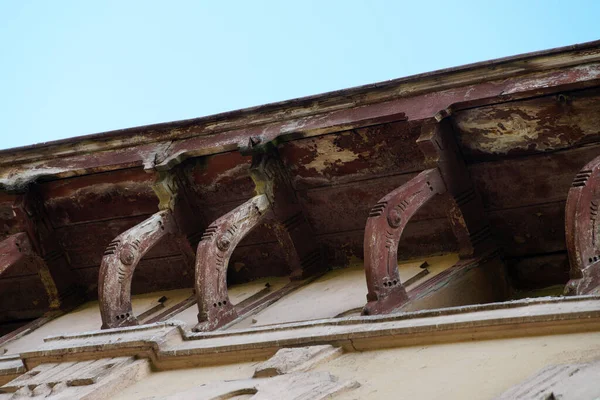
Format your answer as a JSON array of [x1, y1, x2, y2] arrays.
[[11, 188, 81, 310], [55, 215, 182, 269], [78, 255, 194, 299], [565, 154, 600, 295], [98, 210, 195, 329], [363, 169, 446, 314], [250, 150, 324, 279], [363, 118, 499, 315], [40, 168, 158, 228], [455, 87, 600, 161], [0, 233, 61, 318], [2, 44, 600, 186], [489, 202, 566, 257], [418, 120, 494, 258], [4, 42, 600, 310], [278, 121, 423, 190], [317, 219, 458, 269], [184, 152, 255, 206], [0, 233, 37, 277], [469, 144, 600, 210], [0, 275, 51, 322], [228, 241, 293, 283], [194, 195, 271, 331], [506, 253, 569, 290], [295, 172, 435, 234]]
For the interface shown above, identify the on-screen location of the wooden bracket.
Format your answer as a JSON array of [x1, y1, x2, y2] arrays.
[[0, 233, 38, 276], [11, 187, 82, 309], [363, 119, 497, 314], [99, 170, 197, 329], [0, 232, 60, 309], [565, 155, 600, 295], [98, 209, 195, 328], [418, 120, 494, 258], [152, 170, 206, 247], [193, 147, 323, 331], [363, 169, 446, 314], [250, 150, 324, 279], [193, 194, 271, 332]]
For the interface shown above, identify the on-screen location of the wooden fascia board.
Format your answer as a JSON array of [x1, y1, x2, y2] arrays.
[[1, 42, 600, 187]]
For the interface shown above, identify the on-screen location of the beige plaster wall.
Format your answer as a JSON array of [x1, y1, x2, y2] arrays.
[[112, 361, 258, 400], [2, 253, 458, 356], [319, 331, 600, 400], [170, 276, 290, 327], [1, 275, 294, 355], [1, 288, 192, 355], [110, 331, 600, 400], [231, 254, 457, 328], [1, 275, 297, 355]]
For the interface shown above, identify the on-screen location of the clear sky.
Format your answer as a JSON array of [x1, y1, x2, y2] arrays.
[[1, 1, 599, 150]]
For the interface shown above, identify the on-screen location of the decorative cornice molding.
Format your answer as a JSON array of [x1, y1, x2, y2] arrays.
[[2, 41, 600, 188], [7, 295, 600, 371]]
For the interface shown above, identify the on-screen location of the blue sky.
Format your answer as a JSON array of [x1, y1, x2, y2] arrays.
[[1, 1, 599, 150]]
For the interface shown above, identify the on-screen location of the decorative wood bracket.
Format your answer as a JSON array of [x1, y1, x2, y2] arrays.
[[250, 150, 324, 279], [363, 168, 446, 315], [417, 120, 494, 258], [0, 232, 60, 309], [0, 233, 37, 276], [193, 147, 323, 331], [363, 119, 496, 314], [11, 187, 81, 310], [98, 209, 195, 328], [565, 155, 600, 295], [152, 170, 207, 247], [99, 171, 197, 329], [194, 194, 271, 332]]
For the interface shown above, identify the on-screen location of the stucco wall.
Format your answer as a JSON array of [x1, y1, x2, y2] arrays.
[[112, 331, 600, 400]]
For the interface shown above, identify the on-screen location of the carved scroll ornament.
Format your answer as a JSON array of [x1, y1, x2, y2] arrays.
[[363, 169, 446, 314], [193, 194, 270, 332], [565, 155, 600, 295], [98, 210, 194, 328]]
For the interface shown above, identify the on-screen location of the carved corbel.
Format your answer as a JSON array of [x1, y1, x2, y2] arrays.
[[0, 232, 60, 308], [565, 155, 600, 295], [0, 233, 36, 276], [417, 119, 494, 258], [152, 170, 207, 248], [250, 150, 324, 279], [193, 147, 322, 331], [98, 171, 197, 329], [194, 194, 271, 331], [363, 119, 497, 314], [363, 169, 446, 314], [99, 210, 185, 328], [12, 187, 81, 309]]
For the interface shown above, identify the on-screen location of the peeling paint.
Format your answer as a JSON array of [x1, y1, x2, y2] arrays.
[[0, 167, 70, 190], [455, 88, 600, 157], [302, 139, 360, 174]]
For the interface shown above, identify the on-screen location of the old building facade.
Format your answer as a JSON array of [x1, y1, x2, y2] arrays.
[[1, 40, 600, 398]]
